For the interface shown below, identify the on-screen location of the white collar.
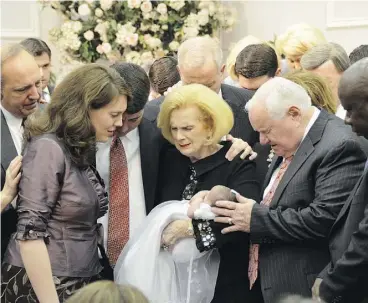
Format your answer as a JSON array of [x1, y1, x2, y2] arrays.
[[120, 127, 139, 142], [218, 88, 222, 99], [302, 106, 320, 142], [0, 104, 23, 129]]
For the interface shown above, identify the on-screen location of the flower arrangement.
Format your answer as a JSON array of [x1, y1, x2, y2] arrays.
[[40, 0, 237, 67]]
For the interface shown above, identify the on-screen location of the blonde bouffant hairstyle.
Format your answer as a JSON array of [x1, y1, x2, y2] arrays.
[[157, 84, 234, 146], [275, 23, 327, 60], [65, 281, 149, 303]]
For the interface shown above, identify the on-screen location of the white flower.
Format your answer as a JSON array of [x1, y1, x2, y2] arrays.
[[78, 3, 91, 17], [72, 21, 83, 33], [146, 36, 162, 49], [161, 24, 168, 30], [140, 23, 150, 31], [169, 40, 179, 51], [96, 44, 104, 54], [140, 1, 152, 13], [168, 0, 185, 11], [126, 33, 139, 46], [100, 0, 113, 11], [125, 51, 141, 64], [95, 8, 103, 17], [127, 0, 142, 9], [83, 30, 94, 41], [183, 26, 199, 39], [142, 12, 152, 20], [115, 22, 137, 46], [140, 51, 154, 65], [101, 42, 112, 54], [185, 13, 199, 28], [156, 3, 167, 15], [151, 24, 160, 32], [197, 9, 209, 26], [85, 0, 94, 3], [154, 48, 166, 59], [159, 14, 168, 22]]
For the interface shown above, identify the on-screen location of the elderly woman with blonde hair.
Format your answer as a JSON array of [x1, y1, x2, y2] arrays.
[[275, 23, 327, 71], [115, 84, 261, 303], [284, 70, 337, 114]]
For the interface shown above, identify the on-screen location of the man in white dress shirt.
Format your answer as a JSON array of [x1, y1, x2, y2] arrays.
[[301, 42, 350, 119], [96, 63, 162, 260], [1, 43, 42, 257], [20, 38, 54, 104]]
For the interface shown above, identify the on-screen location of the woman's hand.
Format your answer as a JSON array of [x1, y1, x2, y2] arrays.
[[1, 155, 22, 212], [225, 134, 257, 161], [161, 219, 192, 247]]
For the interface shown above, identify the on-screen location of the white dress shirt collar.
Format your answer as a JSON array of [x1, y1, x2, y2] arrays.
[[1, 105, 23, 129], [335, 104, 346, 120]]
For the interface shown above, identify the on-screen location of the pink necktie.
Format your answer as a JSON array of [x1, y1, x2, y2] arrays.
[[248, 156, 294, 289], [107, 136, 129, 265]]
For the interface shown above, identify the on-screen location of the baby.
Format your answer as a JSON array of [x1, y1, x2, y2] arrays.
[[191, 185, 237, 220]]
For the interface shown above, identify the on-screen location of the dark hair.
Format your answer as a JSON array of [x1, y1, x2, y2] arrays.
[[110, 62, 150, 114], [349, 45, 368, 65], [149, 56, 181, 95], [24, 63, 131, 167], [235, 44, 278, 79], [20, 38, 52, 58]]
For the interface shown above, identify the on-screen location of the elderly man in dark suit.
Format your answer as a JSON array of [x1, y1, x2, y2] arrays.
[[144, 36, 258, 147], [1, 43, 42, 258], [312, 58, 368, 303], [210, 77, 366, 303]]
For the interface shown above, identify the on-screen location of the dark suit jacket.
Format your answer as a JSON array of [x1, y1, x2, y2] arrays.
[[249, 110, 366, 303], [156, 142, 260, 303], [144, 83, 258, 147], [138, 117, 165, 213], [1, 110, 18, 259], [319, 168, 368, 303]]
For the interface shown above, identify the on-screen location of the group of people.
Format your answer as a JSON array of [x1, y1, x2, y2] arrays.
[[1, 22, 368, 303]]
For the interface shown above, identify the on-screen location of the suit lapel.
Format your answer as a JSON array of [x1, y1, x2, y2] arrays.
[[138, 119, 158, 213], [270, 110, 329, 208], [262, 156, 282, 193], [1, 111, 18, 171], [331, 172, 367, 231]]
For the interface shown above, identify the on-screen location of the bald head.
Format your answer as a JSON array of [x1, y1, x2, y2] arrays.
[[338, 58, 368, 138], [1, 43, 41, 117]]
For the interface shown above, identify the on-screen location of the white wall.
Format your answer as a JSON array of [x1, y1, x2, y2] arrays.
[[224, 0, 368, 55]]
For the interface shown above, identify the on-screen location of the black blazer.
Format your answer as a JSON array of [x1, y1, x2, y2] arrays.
[[156, 142, 260, 303], [249, 110, 366, 303], [144, 84, 258, 146], [319, 169, 368, 303], [1, 111, 18, 260]]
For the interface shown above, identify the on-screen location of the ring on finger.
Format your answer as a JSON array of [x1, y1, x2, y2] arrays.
[[228, 218, 233, 225]]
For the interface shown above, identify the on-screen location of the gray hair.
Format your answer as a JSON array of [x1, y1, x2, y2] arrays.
[[1, 43, 28, 89], [301, 42, 350, 72], [245, 77, 312, 119], [177, 36, 223, 70]]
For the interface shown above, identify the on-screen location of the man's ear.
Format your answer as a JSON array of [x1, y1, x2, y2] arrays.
[[275, 67, 282, 76], [220, 64, 226, 75]]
